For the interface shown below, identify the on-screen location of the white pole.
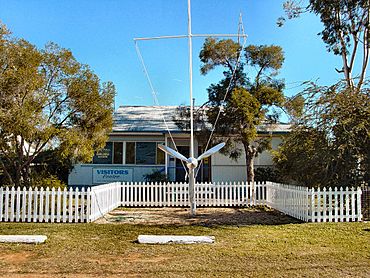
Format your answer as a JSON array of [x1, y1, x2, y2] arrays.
[[187, 0, 196, 216]]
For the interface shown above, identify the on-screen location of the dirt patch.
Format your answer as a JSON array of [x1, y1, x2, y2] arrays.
[[0, 251, 32, 264], [95, 207, 301, 226]]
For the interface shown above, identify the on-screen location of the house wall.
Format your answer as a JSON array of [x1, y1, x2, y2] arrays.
[[68, 134, 284, 186], [211, 137, 283, 182]]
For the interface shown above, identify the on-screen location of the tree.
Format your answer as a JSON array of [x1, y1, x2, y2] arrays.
[[274, 82, 369, 187], [199, 38, 286, 183], [0, 23, 115, 187], [274, 1, 370, 187], [279, 0, 369, 91]]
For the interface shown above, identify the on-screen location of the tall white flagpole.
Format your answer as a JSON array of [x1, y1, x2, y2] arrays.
[[134, 0, 246, 216], [187, 0, 196, 216]]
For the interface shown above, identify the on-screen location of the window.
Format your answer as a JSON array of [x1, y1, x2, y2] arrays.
[[113, 142, 123, 164], [136, 142, 156, 164], [93, 142, 113, 164], [124, 141, 165, 165], [156, 143, 165, 164], [125, 142, 135, 164]]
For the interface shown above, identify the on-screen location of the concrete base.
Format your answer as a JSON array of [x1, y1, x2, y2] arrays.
[[0, 235, 47, 244], [138, 235, 215, 244]]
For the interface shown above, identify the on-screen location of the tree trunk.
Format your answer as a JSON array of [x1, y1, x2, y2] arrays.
[[243, 142, 257, 204]]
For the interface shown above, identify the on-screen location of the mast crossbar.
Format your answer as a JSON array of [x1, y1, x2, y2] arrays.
[[134, 33, 247, 41]]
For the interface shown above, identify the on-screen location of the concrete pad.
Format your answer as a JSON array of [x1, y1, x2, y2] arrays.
[[138, 235, 215, 244], [0, 235, 47, 244]]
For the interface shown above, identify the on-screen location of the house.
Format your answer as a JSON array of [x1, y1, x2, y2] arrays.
[[68, 106, 290, 186]]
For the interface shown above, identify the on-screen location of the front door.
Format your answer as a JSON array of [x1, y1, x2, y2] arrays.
[[196, 146, 212, 182], [175, 146, 189, 182]]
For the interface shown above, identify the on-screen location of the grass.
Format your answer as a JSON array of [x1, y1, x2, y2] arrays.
[[0, 216, 369, 277]]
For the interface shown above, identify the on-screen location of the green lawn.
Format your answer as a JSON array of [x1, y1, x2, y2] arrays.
[[0, 219, 369, 277]]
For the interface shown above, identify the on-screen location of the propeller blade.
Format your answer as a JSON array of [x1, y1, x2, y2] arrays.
[[158, 145, 188, 162], [197, 142, 226, 161]]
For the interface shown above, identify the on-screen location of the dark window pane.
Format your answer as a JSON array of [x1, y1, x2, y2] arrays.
[[156, 143, 165, 164], [136, 142, 156, 165], [113, 142, 123, 164], [93, 142, 112, 164], [125, 142, 135, 164]]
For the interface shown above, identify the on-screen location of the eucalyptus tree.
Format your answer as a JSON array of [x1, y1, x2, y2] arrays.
[[274, 1, 370, 187], [279, 0, 369, 91], [199, 38, 286, 183], [0, 23, 115, 187]]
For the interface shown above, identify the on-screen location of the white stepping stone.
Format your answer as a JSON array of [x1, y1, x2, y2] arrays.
[[0, 235, 47, 244], [138, 235, 215, 244]]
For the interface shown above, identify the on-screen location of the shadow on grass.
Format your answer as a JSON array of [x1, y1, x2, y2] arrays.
[[101, 207, 302, 227]]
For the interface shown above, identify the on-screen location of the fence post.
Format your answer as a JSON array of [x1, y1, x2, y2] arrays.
[[0, 187, 3, 221], [357, 187, 362, 221], [86, 187, 91, 222]]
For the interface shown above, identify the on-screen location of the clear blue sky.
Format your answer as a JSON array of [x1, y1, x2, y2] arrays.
[[0, 0, 342, 110]]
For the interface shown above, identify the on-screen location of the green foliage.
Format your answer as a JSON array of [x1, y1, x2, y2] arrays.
[[0, 22, 115, 187], [32, 149, 73, 184], [245, 45, 284, 73], [276, 1, 369, 188], [254, 167, 280, 182], [274, 82, 370, 187], [143, 170, 169, 183], [31, 174, 67, 189], [280, 0, 369, 90], [200, 37, 242, 74]]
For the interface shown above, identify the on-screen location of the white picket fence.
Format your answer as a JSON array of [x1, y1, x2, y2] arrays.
[[0, 182, 363, 223], [0, 186, 91, 223], [120, 181, 267, 207]]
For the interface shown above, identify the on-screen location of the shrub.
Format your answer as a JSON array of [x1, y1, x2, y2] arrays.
[[144, 170, 168, 183], [31, 175, 67, 189]]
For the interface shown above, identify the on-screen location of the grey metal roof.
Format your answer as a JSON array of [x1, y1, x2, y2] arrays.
[[113, 105, 291, 134], [113, 106, 182, 133]]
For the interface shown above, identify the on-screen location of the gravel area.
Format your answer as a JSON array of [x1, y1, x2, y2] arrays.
[[95, 207, 301, 226]]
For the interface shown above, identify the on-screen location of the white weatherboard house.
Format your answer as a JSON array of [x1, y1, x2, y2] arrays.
[[68, 106, 290, 186]]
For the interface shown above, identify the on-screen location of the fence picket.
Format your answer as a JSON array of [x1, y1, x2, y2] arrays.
[[357, 187, 362, 221], [328, 187, 333, 222], [10, 187, 15, 222], [15, 187, 21, 222], [345, 187, 350, 222], [39, 187, 44, 222], [75, 187, 79, 223], [33, 187, 38, 223], [62, 188, 67, 223], [50, 188, 55, 223], [351, 187, 356, 222], [45, 187, 50, 223], [68, 188, 73, 222]]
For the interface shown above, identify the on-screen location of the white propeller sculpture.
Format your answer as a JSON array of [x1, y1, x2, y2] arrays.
[[158, 142, 225, 169], [158, 142, 225, 215]]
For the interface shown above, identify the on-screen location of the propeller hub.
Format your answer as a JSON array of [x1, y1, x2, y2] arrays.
[[186, 157, 198, 169]]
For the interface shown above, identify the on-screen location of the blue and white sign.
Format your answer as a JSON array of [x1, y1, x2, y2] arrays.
[[93, 168, 133, 184]]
